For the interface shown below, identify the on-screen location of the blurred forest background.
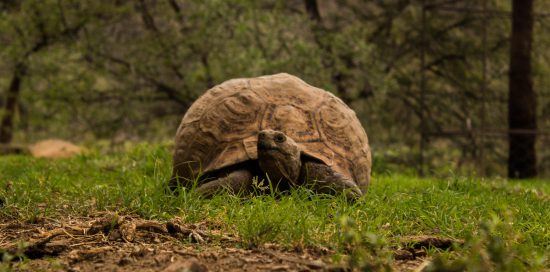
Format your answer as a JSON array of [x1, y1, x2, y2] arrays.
[[0, 0, 549, 178]]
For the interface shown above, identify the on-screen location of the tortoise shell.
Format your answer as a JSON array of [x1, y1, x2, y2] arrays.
[[172, 73, 371, 190]]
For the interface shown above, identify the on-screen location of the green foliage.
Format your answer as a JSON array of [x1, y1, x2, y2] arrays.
[[336, 216, 393, 271], [425, 215, 547, 272]]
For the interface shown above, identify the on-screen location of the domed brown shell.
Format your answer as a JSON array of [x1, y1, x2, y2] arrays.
[[172, 73, 371, 191]]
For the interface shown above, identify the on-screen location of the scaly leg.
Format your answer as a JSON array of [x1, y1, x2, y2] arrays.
[[196, 169, 254, 197], [300, 161, 363, 200]]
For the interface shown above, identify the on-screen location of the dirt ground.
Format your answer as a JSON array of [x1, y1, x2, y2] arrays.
[[0, 213, 438, 271]]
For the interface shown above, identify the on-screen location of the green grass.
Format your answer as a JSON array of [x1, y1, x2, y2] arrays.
[[0, 143, 548, 270]]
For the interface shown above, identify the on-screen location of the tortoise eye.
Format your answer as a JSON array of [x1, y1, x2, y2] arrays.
[[274, 134, 286, 143]]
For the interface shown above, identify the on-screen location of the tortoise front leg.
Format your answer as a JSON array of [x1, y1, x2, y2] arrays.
[[196, 169, 254, 198], [300, 161, 363, 200]]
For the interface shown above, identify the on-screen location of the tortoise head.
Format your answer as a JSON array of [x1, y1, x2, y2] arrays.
[[257, 130, 302, 186]]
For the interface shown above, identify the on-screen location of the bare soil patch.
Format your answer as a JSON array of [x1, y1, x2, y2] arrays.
[[0, 214, 448, 271]]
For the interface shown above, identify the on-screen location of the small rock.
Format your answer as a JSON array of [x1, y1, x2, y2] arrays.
[[29, 139, 83, 159]]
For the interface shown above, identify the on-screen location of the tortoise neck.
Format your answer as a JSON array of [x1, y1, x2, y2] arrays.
[[257, 147, 302, 186]]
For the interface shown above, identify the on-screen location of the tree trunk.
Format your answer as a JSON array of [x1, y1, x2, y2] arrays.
[[508, 0, 537, 178], [304, 0, 321, 22], [0, 62, 26, 144]]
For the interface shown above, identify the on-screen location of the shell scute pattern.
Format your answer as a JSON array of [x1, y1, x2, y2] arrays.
[[208, 141, 249, 172], [181, 79, 248, 125], [173, 123, 219, 183], [317, 98, 358, 155], [261, 105, 320, 143], [249, 76, 325, 111], [352, 153, 371, 188], [199, 90, 264, 142]]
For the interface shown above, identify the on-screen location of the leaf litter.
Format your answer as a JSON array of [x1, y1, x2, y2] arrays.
[[0, 213, 456, 271]]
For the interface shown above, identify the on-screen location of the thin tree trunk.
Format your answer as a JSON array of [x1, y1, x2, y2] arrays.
[[0, 62, 26, 144], [304, 0, 321, 22], [508, 0, 537, 178], [302, 0, 351, 103], [302, 0, 372, 103]]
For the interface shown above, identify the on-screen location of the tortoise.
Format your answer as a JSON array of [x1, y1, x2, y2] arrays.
[[169, 73, 371, 199]]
